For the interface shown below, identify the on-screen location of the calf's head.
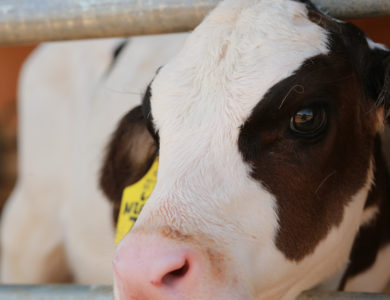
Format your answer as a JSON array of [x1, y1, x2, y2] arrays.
[[101, 0, 390, 299]]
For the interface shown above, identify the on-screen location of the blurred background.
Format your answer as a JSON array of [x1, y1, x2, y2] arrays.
[[0, 17, 389, 213], [0, 44, 35, 212]]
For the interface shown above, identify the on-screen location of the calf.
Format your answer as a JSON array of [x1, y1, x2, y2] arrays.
[[100, 0, 390, 299], [0, 34, 187, 284]]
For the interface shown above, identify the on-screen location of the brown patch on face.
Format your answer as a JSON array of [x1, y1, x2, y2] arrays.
[[100, 105, 157, 223], [161, 226, 193, 242], [238, 26, 385, 261], [219, 42, 229, 62], [205, 247, 228, 280]]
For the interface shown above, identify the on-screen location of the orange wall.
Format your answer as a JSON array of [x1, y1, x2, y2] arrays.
[[0, 45, 36, 133], [0, 45, 36, 208], [0, 45, 36, 108], [352, 17, 390, 46]]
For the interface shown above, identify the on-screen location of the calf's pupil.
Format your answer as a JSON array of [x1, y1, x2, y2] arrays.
[[296, 108, 314, 123], [291, 107, 327, 135]]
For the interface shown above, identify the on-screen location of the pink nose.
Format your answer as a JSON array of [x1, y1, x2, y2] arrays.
[[113, 233, 201, 299]]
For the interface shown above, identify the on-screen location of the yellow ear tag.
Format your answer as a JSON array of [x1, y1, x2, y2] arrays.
[[115, 158, 158, 245]]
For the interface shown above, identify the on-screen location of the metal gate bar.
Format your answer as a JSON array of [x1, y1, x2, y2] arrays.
[[0, 285, 113, 300], [0, 0, 389, 46], [301, 291, 390, 299], [0, 285, 389, 299]]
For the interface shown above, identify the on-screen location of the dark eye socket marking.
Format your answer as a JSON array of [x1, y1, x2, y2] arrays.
[[141, 83, 152, 121], [141, 80, 160, 146], [142, 66, 164, 145]]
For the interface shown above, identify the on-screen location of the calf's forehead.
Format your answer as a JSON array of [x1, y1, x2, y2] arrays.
[[151, 0, 329, 137], [143, 0, 331, 244]]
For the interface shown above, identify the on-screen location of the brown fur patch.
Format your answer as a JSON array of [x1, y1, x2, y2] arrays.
[[205, 247, 227, 280], [238, 22, 387, 261], [161, 226, 193, 242], [100, 106, 157, 223]]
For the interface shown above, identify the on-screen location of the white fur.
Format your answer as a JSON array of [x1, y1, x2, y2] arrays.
[[1, 39, 118, 283], [367, 38, 388, 51], [0, 34, 188, 283], [361, 205, 379, 227]]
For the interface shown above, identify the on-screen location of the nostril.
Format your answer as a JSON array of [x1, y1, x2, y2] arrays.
[[161, 259, 190, 286], [113, 236, 202, 299]]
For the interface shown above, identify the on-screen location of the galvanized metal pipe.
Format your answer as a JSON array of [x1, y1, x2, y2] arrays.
[[313, 0, 390, 19], [0, 285, 113, 300], [0, 0, 389, 46], [0, 0, 218, 45], [0, 285, 389, 299], [300, 290, 390, 299]]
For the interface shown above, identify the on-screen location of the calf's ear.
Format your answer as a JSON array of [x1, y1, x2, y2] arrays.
[[100, 105, 157, 220], [377, 53, 390, 121], [336, 22, 390, 123], [365, 47, 390, 121]]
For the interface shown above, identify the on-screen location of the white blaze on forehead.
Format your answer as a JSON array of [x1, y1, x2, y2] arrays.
[[153, 0, 329, 121], [152, 0, 329, 151], [142, 0, 329, 224], [148, 0, 329, 193]]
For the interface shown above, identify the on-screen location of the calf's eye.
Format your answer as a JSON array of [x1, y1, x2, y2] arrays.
[[290, 107, 327, 137]]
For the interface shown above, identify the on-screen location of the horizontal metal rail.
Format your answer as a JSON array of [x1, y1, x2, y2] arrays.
[[301, 290, 390, 299], [0, 0, 389, 46], [0, 285, 113, 300], [0, 285, 389, 299]]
